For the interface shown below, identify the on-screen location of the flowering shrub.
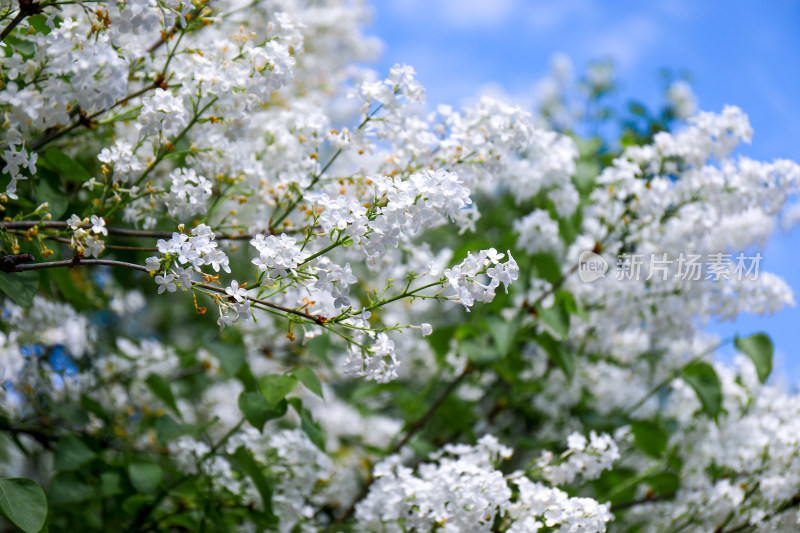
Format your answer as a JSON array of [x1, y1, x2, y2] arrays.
[[0, 1, 799, 532]]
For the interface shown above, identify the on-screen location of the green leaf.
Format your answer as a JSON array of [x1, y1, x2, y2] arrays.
[[0, 271, 39, 307], [80, 394, 107, 421], [161, 148, 197, 160], [531, 253, 562, 284], [127, 460, 163, 494], [644, 471, 680, 495], [535, 332, 575, 380], [48, 472, 93, 505], [558, 291, 589, 322], [682, 361, 723, 420], [51, 404, 89, 426], [54, 435, 95, 471], [259, 374, 298, 407], [291, 367, 324, 398], [34, 169, 67, 218], [145, 375, 179, 415], [208, 339, 246, 376], [0, 478, 47, 533], [42, 148, 92, 184], [236, 361, 259, 392], [289, 398, 325, 451], [100, 472, 123, 497], [97, 106, 142, 125], [27, 14, 52, 35], [631, 420, 668, 458], [461, 339, 500, 365], [49, 269, 92, 310], [574, 160, 600, 193], [305, 333, 332, 367], [238, 392, 288, 431], [231, 447, 276, 521], [486, 315, 520, 358], [154, 415, 199, 444], [734, 333, 773, 384], [121, 494, 149, 516], [425, 325, 455, 362], [537, 301, 570, 340]]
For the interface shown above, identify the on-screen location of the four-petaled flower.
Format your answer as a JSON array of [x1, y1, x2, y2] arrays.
[[91, 215, 108, 236], [225, 280, 247, 302], [155, 273, 177, 294]]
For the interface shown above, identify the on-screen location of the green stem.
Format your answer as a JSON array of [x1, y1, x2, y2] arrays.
[[104, 96, 219, 219], [625, 337, 733, 416]]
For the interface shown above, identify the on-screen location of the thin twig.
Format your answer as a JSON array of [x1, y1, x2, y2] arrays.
[[0, 220, 254, 241], [718, 495, 800, 533], [611, 492, 676, 512], [0, 0, 42, 42], [192, 282, 327, 326], [1, 256, 148, 273], [0, 253, 327, 324], [30, 80, 160, 151], [390, 363, 474, 454], [147, 4, 205, 54], [335, 364, 474, 525]]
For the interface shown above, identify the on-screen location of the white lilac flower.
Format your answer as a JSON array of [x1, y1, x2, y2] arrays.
[[155, 273, 177, 294], [225, 280, 247, 302], [90, 215, 107, 236], [250, 234, 308, 283]]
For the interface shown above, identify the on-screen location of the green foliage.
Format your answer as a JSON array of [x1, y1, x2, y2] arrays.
[[682, 362, 723, 420], [127, 460, 163, 494], [231, 447, 277, 523], [734, 333, 774, 383], [41, 148, 92, 185], [54, 435, 95, 471], [534, 332, 575, 380], [259, 374, 298, 407], [0, 271, 38, 307], [145, 375, 180, 416], [34, 169, 68, 218], [289, 398, 326, 451], [238, 391, 288, 431], [631, 420, 668, 458], [0, 478, 48, 533], [291, 367, 324, 398]]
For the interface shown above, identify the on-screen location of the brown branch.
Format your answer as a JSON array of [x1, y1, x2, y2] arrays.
[[0, 254, 325, 324], [0, 417, 170, 455], [12, 233, 158, 252], [389, 364, 474, 454], [0, 255, 147, 273], [718, 495, 800, 533], [0, 0, 43, 42], [523, 261, 581, 316], [108, 227, 253, 240], [335, 364, 474, 525], [0, 220, 255, 241], [192, 282, 327, 326], [30, 80, 160, 151], [0, 253, 34, 272], [146, 4, 205, 54], [611, 492, 676, 512]]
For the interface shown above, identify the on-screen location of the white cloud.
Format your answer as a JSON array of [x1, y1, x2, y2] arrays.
[[583, 15, 659, 71], [386, 0, 427, 19], [439, 0, 519, 28], [525, 0, 597, 31]]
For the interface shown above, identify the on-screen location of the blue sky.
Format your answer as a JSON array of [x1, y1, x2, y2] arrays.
[[367, 1, 800, 382]]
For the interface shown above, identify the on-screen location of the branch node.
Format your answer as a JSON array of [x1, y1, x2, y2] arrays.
[[0, 253, 34, 273], [19, 0, 43, 17]]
